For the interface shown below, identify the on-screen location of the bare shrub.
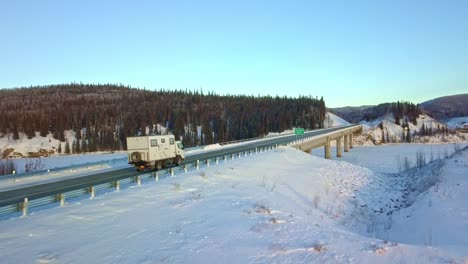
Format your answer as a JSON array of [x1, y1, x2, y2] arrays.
[[269, 182, 277, 192], [403, 156, 411, 171], [190, 192, 201, 201], [268, 243, 287, 253], [254, 202, 271, 215], [173, 223, 182, 234], [424, 226, 433, 247], [416, 150, 426, 169], [313, 195, 321, 209], [311, 242, 327, 252], [172, 183, 182, 191], [25, 158, 45, 173], [199, 171, 207, 179], [0, 159, 16, 176], [259, 175, 267, 188]]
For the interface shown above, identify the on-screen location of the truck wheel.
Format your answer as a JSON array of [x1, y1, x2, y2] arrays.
[[131, 152, 142, 163], [156, 161, 163, 171]]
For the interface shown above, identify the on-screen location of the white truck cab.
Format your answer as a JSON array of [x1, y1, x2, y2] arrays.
[[126, 134, 185, 171]]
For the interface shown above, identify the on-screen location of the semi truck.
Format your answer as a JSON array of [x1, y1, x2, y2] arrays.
[[126, 135, 185, 171]]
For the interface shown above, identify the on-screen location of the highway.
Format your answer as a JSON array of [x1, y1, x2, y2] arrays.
[[0, 125, 358, 208]]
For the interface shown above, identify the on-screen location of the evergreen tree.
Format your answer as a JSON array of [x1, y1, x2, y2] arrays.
[[65, 140, 71, 154], [72, 140, 77, 154], [81, 138, 87, 153], [57, 142, 62, 154], [76, 138, 81, 153]]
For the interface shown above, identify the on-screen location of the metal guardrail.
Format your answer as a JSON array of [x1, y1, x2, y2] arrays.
[[0, 125, 360, 219], [0, 144, 284, 219]]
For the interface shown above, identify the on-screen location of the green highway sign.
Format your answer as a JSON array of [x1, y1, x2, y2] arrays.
[[295, 128, 304, 135]]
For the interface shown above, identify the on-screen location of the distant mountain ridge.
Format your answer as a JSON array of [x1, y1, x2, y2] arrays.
[[332, 102, 420, 124], [331, 94, 467, 124], [420, 94, 468, 120]]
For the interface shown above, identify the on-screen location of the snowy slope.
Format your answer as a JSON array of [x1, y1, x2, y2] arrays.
[[325, 112, 350, 127], [0, 131, 78, 158], [388, 150, 468, 251], [355, 114, 466, 145], [445, 116, 468, 129], [0, 146, 467, 263]]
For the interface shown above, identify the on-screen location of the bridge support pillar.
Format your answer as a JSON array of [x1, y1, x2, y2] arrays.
[[344, 134, 349, 152], [325, 136, 331, 159], [336, 136, 343, 157], [349, 134, 354, 149]]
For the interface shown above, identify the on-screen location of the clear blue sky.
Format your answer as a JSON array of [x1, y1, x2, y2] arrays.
[[1, 0, 467, 107]]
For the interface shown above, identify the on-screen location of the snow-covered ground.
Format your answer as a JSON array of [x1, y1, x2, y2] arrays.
[[355, 114, 467, 145], [445, 116, 468, 129], [313, 143, 468, 173], [0, 143, 467, 263], [325, 112, 350, 127]]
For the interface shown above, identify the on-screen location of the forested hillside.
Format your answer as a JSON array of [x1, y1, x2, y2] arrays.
[[332, 102, 421, 124], [0, 84, 326, 152], [420, 94, 468, 120]]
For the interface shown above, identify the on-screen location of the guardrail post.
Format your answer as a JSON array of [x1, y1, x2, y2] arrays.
[[21, 198, 28, 217], [325, 136, 331, 159], [224, 155, 227, 162], [206, 159, 210, 167], [344, 134, 349, 152], [115, 181, 120, 191], [231, 154, 235, 160], [184, 165, 188, 173], [238, 152, 241, 158], [153, 171, 159, 181], [170, 168, 174, 177], [216, 157, 219, 164], [336, 136, 343, 157], [90, 186, 95, 199], [137, 176, 141, 185], [255, 147, 258, 153], [196, 160, 200, 170], [59, 194, 65, 206]]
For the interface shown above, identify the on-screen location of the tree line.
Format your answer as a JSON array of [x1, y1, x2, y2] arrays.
[[0, 84, 326, 152]]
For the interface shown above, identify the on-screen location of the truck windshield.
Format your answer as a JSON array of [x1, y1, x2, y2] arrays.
[[177, 143, 184, 150]]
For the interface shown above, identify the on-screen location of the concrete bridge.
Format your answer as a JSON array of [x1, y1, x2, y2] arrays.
[[291, 125, 362, 159]]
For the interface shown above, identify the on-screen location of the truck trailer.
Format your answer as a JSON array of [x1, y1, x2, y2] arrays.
[[126, 135, 185, 171]]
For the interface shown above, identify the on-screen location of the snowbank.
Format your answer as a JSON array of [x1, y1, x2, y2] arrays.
[[1, 146, 467, 263], [325, 112, 350, 127]]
